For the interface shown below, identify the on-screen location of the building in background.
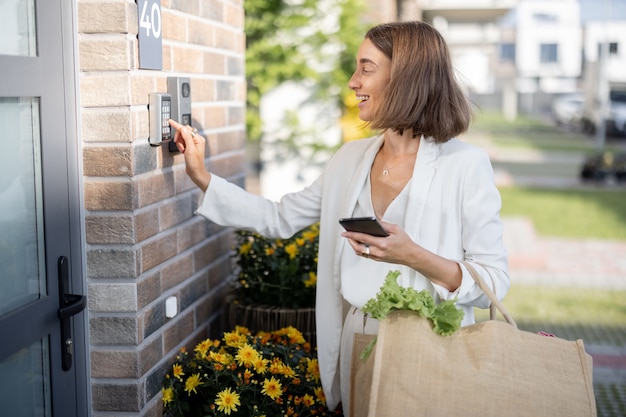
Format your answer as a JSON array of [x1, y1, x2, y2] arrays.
[[581, 7, 626, 137], [418, 0, 519, 118]]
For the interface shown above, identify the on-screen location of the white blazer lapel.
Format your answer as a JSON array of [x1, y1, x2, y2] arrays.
[[403, 137, 438, 240], [337, 135, 384, 219], [333, 135, 384, 283]]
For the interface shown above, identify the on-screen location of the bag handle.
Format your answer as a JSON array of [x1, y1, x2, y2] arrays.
[[460, 261, 517, 328]]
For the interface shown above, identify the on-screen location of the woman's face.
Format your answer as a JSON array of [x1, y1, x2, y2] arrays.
[[348, 38, 392, 122]]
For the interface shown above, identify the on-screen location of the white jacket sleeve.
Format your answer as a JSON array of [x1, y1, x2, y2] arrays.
[[196, 175, 323, 239]]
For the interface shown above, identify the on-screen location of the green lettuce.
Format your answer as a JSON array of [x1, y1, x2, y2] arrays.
[[359, 270, 464, 359]]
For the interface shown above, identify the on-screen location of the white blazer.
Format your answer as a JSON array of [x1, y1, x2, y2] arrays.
[[198, 135, 510, 410]]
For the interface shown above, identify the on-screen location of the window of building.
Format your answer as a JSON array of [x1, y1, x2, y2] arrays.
[[597, 42, 620, 57], [533, 13, 558, 23], [540, 43, 558, 63], [500, 43, 516, 62]]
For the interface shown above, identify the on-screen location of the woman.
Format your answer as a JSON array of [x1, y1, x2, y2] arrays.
[[169, 20, 509, 415]]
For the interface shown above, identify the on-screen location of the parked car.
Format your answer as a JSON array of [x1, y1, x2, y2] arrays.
[[551, 93, 584, 129], [606, 90, 626, 136], [581, 88, 626, 137]]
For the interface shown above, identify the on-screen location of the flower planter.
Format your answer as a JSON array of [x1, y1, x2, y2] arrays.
[[162, 325, 342, 417], [225, 296, 317, 348]]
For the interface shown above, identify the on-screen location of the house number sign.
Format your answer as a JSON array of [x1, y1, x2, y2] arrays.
[[137, 0, 162, 69]]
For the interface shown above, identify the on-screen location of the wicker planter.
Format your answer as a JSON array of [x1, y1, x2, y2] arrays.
[[224, 296, 317, 348]]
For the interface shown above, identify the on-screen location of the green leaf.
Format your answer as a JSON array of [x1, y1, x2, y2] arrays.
[[360, 270, 464, 358], [360, 335, 377, 360], [431, 300, 465, 336]]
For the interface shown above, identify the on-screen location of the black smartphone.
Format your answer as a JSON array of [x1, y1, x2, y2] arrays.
[[339, 216, 389, 237]]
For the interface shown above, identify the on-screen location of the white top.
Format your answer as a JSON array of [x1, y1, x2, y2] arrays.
[[340, 174, 417, 307]]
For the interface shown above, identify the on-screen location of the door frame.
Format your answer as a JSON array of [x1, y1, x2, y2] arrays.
[[56, 0, 90, 414]]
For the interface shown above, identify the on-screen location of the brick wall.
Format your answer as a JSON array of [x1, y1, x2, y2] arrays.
[[77, 1, 246, 415]]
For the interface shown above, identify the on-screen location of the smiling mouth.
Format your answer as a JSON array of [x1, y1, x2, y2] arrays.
[[356, 95, 370, 102]]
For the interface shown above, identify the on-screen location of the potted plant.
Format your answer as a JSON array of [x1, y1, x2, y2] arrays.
[[225, 224, 319, 345], [161, 325, 343, 417]]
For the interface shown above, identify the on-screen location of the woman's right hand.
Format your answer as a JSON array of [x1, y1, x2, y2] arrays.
[[168, 119, 211, 192]]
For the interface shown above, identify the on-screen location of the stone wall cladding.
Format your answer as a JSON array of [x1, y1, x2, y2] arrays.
[[78, 0, 245, 415]]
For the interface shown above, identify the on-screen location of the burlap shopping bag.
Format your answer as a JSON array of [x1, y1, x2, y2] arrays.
[[351, 262, 596, 417], [350, 332, 376, 417]]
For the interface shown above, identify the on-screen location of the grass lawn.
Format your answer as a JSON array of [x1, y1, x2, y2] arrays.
[[471, 110, 625, 154], [475, 285, 626, 326], [499, 187, 626, 239], [470, 112, 626, 332], [469, 112, 626, 240]]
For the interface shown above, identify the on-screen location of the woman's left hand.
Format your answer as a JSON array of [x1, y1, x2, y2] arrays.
[[341, 220, 418, 265], [342, 220, 462, 292]]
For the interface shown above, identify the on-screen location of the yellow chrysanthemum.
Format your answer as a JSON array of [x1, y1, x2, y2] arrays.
[[234, 326, 250, 335], [265, 247, 275, 256], [161, 387, 174, 405], [172, 364, 184, 381], [304, 271, 317, 288], [194, 339, 213, 358], [261, 377, 283, 400], [184, 373, 202, 395], [306, 358, 320, 382], [268, 358, 285, 374], [224, 330, 248, 347], [253, 357, 269, 374], [302, 229, 318, 241], [295, 237, 305, 246], [314, 386, 326, 403], [235, 343, 260, 367], [281, 365, 296, 378], [302, 393, 315, 407], [285, 326, 305, 344], [238, 240, 253, 255], [285, 243, 298, 259], [215, 387, 241, 415], [209, 351, 232, 366], [273, 326, 304, 343]]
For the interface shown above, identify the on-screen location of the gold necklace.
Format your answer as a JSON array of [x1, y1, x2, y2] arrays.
[[380, 151, 416, 176]]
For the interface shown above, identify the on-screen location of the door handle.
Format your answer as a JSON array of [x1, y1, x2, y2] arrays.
[[58, 256, 87, 371], [59, 294, 87, 319]]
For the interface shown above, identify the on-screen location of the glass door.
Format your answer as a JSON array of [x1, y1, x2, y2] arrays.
[[0, 97, 52, 417], [0, 0, 88, 416]]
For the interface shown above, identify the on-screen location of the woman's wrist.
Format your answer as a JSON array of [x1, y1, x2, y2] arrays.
[[192, 171, 211, 192], [407, 245, 462, 292]]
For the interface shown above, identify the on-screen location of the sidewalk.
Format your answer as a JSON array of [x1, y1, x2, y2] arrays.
[[504, 217, 626, 290]]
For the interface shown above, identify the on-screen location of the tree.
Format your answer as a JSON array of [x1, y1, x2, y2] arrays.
[[245, 0, 368, 149]]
